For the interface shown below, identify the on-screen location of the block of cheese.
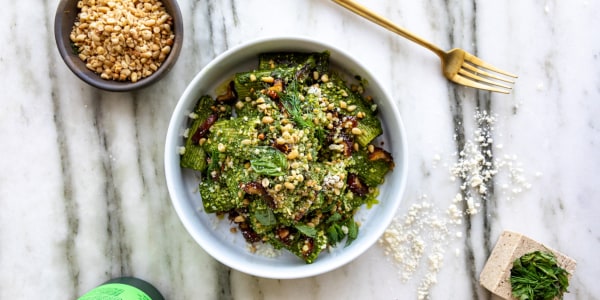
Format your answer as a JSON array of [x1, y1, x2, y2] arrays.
[[479, 230, 577, 299]]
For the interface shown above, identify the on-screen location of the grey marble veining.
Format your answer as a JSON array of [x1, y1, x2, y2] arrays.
[[1, 0, 599, 299]]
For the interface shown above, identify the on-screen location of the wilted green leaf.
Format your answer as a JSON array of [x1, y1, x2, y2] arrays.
[[295, 224, 317, 238]]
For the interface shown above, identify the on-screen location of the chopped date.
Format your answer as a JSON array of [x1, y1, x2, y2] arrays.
[[239, 222, 262, 243], [347, 173, 368, 196], [273, 142, 291, 154], [240, 181, 276, 208], [301, 238, 315, 258], [228, 209, 261, 243], [191, 113, 218, 143]]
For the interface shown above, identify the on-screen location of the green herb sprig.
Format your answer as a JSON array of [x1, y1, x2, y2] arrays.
[[510, 250, 570, 300]]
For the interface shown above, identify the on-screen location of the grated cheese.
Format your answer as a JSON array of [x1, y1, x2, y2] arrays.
[[379, 110, 538, 299]]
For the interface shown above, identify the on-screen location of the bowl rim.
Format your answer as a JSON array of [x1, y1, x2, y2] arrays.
[[53, 0, 183, 92], [164, 36, 408, 279]]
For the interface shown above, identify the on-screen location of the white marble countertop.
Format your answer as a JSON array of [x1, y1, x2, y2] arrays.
[[1, 0, 599, 299]]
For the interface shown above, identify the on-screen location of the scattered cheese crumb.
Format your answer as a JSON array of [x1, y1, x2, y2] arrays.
[[465, 196, 479, 215], [379, 197, 450, 286]]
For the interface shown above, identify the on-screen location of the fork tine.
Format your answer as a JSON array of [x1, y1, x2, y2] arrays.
[[461, 63, 516, 84], [458, 68, 513, 90], [463, 52, 518, 78], [452, 74, 511, 94]]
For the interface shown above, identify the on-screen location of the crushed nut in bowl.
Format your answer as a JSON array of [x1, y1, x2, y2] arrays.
[[54, 0, 183, 91]]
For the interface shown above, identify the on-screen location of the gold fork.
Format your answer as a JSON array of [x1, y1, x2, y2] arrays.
[[331, 0, 517, 94]]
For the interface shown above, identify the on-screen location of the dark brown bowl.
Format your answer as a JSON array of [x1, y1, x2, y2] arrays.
[[54, 0, 183, 92]]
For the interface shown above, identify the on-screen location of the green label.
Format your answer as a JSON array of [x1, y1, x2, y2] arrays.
[[78, 283, 152, 300]]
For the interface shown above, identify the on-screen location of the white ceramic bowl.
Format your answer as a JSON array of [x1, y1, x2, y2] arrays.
[[164, 36, 408, 279]]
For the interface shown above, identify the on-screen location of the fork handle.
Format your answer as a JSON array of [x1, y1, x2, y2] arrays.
[[331, 0, 445, 58]]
